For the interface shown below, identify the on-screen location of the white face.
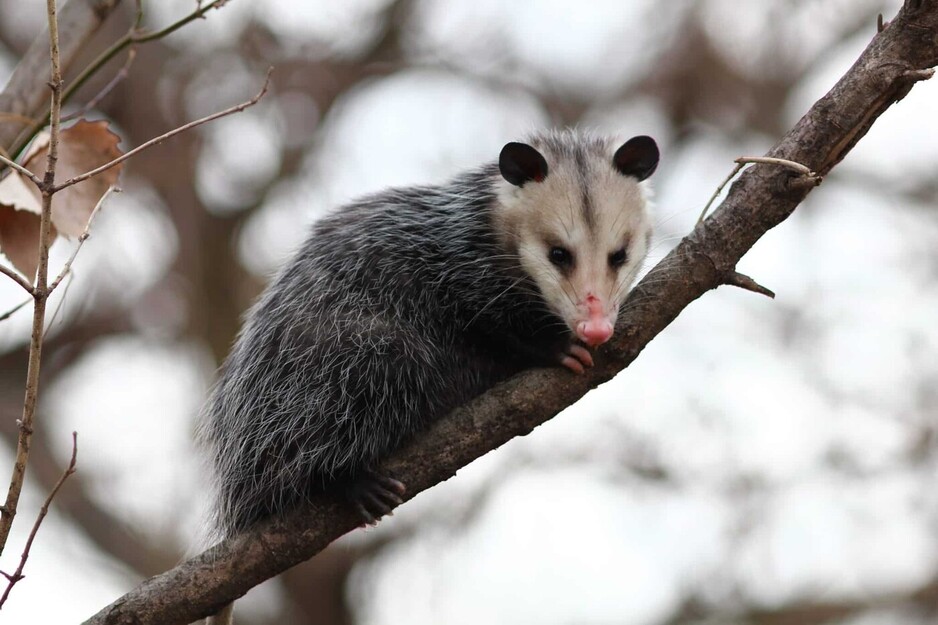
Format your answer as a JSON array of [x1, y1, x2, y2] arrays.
[[495, 138, 654, 346]]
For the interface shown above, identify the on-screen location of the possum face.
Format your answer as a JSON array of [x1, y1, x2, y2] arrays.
[[495, 134, 659, 347]]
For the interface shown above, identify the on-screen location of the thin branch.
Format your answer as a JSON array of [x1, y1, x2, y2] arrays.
[[0, 266, 34, 296], [0, 432, 77, 608], [131, 0, 230, 44], [0, 152, 43, 188], [47, 186, 117, 294], [0, 299, 31, 323], [54, 68, 273, 193], [697, 156, 817, 224], [0, 0, 65, 557], [0, 0, 123, 157], [697, 162, 742, 225], [8, 0, 231, 161], [734, 155, 815, 175], [724, 271, 776, 299], [46, 269, 75, 331], [61, 48, 137, 124]]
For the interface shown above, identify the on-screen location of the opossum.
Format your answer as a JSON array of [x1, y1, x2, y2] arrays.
[[200, 129, 659, 540]]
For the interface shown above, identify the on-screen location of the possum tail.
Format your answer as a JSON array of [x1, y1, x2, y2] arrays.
[[206, 602, 234, 625]]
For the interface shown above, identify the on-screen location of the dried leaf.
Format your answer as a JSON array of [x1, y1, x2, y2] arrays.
[[0, 167, 42, 214], [0, 166, 43, 281], [0, 120, 120, 282], [0, 206, 54, 282], [22, 120, 123, 237]]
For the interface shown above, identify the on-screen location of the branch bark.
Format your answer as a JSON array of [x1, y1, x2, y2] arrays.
[[84, 2, 938, 624]]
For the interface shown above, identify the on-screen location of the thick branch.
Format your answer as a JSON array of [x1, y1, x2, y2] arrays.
[[83, 3, 938, 624]]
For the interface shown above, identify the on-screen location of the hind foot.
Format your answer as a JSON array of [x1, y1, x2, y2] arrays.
[[347, 471, 407, 526], [558, 343, 594, 374]]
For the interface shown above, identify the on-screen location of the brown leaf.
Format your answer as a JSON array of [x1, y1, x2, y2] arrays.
[[22, 120, 123, 237], [0, 205, 56, 282], [0, 120, 120, 281], [0, 166, 43, 281]]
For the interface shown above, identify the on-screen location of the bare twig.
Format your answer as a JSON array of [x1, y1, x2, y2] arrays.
[[697, 162, 743, 225], [8, 0, 231, 161], [697, 156, 817, 224], [724, 271, 776, 299], [0, 432, 77, 608], [46, 268, 76, 330], [47, 186, 118, 294], [0, 266, 34, 296], [0, 0, 123, 157], [734, 155, 815, 175], [61, 49, 137, 123], [0, 0, 65, 557], [54, 68, 273, 192], [0, 153, 43, 188], [0, 299, 31, 323]]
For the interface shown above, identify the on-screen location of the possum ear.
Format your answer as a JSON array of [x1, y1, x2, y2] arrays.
[[499, 142, 549, 187], [613, 136, 659, 181]]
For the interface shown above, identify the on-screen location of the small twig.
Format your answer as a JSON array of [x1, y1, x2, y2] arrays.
[[724, 271, 775, 299], [902, 67, 935, 82], [0, 298, 30, 323], [734, 156, 814, 176], [47, 186, 116, 294], [0, 266, 34, 296], [0, 152, 43, 188], [9, 0, 231, 161], [697, 162, 743, 225], [697, 157, 817, 224], [46, 268, 74, 330], [54, 68, 273, 193], [0, 432, 77, 608], [878, 13, 886, 32], [61, 49, 137, 123]]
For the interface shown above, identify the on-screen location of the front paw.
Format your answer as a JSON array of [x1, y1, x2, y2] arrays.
[[558, 343, 594, 374], [347, 470, 407, 527]]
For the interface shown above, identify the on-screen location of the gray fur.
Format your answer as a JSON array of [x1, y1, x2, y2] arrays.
[[199, 129, 653, 538]]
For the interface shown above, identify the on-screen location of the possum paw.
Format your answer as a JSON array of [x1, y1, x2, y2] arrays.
[[347, 471, 407, 526], [558, 343, 594, 374]]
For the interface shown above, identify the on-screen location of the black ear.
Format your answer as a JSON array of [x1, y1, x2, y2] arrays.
[[613, 135, 659, 181], [499, 142, 549, 187]]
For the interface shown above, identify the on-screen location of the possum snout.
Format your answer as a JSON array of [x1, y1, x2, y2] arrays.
[[575, 295, 615, 346]]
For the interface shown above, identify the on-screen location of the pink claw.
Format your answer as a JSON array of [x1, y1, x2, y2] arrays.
[[560, 355, 585, 374], [559, 344, 594, 374], [567, 344, 594, 368]]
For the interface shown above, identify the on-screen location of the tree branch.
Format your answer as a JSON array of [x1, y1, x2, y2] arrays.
[[83, 2, 938, 624], [53, 68, 272, 193], [0, 0, 67, 558], [0, 431, 77, 607], [0, 0, 124, 154], [6, 0, 232, 162]]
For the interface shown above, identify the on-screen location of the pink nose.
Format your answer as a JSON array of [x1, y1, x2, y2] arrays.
[[576, 320, 614, 346]]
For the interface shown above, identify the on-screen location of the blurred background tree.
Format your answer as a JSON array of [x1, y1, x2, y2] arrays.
[[0, 0, 937, 623]]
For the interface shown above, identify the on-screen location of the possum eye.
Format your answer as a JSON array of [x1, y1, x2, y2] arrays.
[[548, 246, 573, 267], [609, 248, 627, 268]]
